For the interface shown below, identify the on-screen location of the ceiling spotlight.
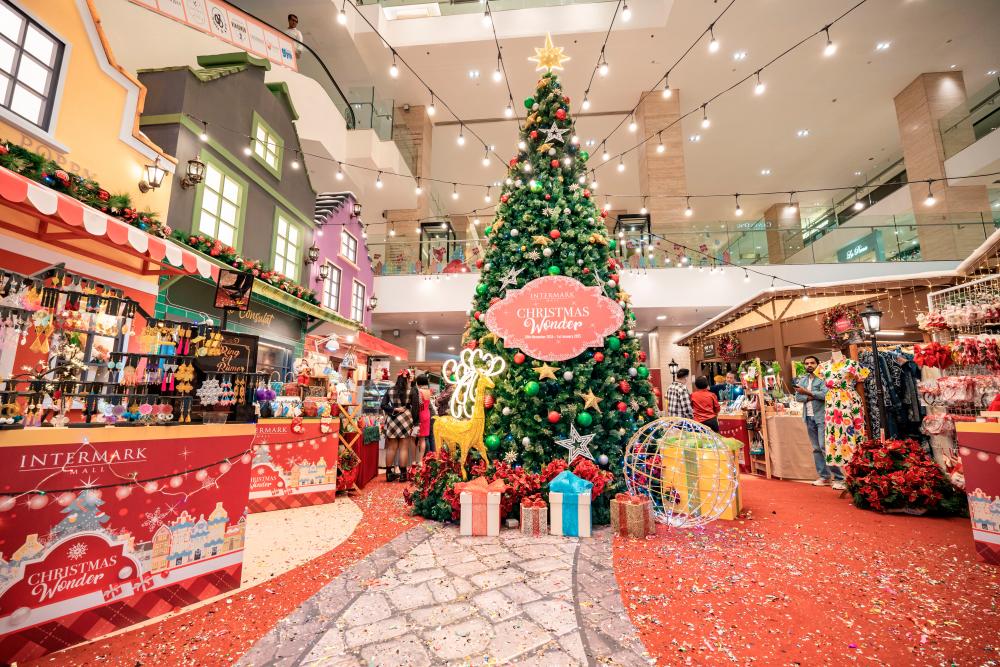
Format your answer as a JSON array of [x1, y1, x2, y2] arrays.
[[734, 194, 743, 217], [621, 1, 631, 22], [468, 69, 480, 79], [754, 70, 766, 95], [457, 126, 465, 145], [689, 134, 701, 143], [685, 197, 693, 217], [797, 129, 810, 138], [708, 24, 719, 53], [452, 183, 459, 200], [760, 168, 771, 176], [700, 105, 711, 129], [375, 172, 384, 189], [823, 26, 837, 57], [617, 157, 625, 172], [924, 180, 936, 207], [628, 115, 637, 132], [427, 94, 437, 116], [854, 170, 863, 176], [733, 50, 747, 61], [875, 41, 891, 51], [389, 52, 399, 78]]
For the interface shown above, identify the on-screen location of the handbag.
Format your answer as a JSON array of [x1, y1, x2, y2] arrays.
[[282, 372, 300, 397], [269, 371, 283, 394]]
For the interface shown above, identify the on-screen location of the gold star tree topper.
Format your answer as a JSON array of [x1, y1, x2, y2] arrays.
[[529, 33, 570, 72]]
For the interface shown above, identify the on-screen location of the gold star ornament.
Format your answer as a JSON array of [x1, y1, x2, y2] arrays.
[[534, 363, 559, 380], [579, 389, 603, 413], [529, 33, 570, 72]]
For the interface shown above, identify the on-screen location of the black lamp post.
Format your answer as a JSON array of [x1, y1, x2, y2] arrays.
[[668, 358, 678, 382], [860, 303, 886, 439]]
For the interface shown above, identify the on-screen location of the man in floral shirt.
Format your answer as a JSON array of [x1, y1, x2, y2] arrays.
[[795, 355, 845, 489]]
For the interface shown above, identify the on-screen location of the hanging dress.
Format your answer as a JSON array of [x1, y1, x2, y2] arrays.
[[816, 358, 870, 466]]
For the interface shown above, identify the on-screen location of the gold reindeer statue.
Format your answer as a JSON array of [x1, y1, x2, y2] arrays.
[[434, 349, 507, 479]]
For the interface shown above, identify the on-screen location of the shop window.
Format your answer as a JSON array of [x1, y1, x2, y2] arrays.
[[195, 158, 246, 248], [0, 1, 66, 132], [351, 280, 365, 322], [322, 262, 341, 311], [340, 231, 358, 264], [272, 212, 302, 281], [250, 112, 283, 179]]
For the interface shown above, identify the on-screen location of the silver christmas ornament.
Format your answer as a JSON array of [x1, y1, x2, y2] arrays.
[[563, 371, 574, 381]]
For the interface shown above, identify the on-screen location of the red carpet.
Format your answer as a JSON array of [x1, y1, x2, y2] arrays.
[[614, 475, 1000, 665], [36, 479, 420, 667]]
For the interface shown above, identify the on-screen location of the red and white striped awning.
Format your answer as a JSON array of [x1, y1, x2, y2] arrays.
[[0, 167, 219, 281]]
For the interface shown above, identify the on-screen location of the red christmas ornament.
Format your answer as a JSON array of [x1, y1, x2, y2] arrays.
[[600, 210, 608, 218], [638, 351, 647, 362], [476, 259, 484, 269], [582, 268, 590, 274], [53, 170, 70, 186], [544, 194, 551, 200], [513, 352, 526, 365], [646, 407, 655, 417], [550, 159, 560, 168], [484, 395, 495, 409], [466, 340, 478, 349], [474, 311, 481, 320], [0, 144, 8, 156], [563, 95, 571, 104], [97, 189, 110, 202], [583, 189, 591, 199], [617, 401, 627, 412], [593, 352, 605, 363], [617, 330, 626, 339], [623, 353, 630, 359], [609, 274, 619, 284], [549, 229, 561, 239], [530, 130, 539, 140], [547, 410, 562, 424], [501, 194, 509, 203], [508, 158, 518, 168], [619, 380, 632, 393], [555, 108, 567, 120]]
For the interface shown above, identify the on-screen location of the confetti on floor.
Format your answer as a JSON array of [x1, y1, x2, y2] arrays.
[[34, 479, 420, 667], [613, 475, 1000, 666]]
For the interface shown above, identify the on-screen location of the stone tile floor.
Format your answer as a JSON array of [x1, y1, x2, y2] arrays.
[[240, 524, 651, 666]]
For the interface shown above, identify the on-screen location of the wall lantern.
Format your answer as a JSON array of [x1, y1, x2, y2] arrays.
[[138, 159, 166, 193], [306, 244, 321, 264], [367, 294, 378, 311], [179, 159, 206, 189]]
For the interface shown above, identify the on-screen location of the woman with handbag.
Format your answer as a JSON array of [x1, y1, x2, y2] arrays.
[[381, 371, 419, 482], [414, 374, 436, 462]]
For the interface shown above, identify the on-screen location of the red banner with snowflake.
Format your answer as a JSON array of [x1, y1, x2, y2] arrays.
[[0, 425, 255, 664], [248, 418, 340, 513]]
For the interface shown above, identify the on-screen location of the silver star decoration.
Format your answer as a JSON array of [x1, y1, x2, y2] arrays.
[[554, 424, 596, 463], [499, 266, 525, 291], [541, 122, 569, 144], [524, 250, 541, 261], [542, 206, 558, 217]]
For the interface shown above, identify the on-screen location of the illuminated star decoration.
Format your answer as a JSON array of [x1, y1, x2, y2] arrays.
[[529, 32, 571, 72], [534, 363, 559, 380], [579, 389, 603, 413], [541, 122, 569, 145], [555, 424, 596, 463], [499, 266, 525, 292]]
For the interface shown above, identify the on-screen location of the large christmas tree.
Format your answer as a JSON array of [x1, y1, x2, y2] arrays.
[[467, 36, 657, 481]]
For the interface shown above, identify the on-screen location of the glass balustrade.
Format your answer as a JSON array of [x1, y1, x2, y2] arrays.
[[367, 214, 997, 276], [348, 87, 396, 141], [939, 79, 1000, 160]]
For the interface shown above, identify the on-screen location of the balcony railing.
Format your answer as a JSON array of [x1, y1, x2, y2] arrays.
[[369, 216, 998, 276], [939, 78, 1000, 160], [349, 87, 395, 141]]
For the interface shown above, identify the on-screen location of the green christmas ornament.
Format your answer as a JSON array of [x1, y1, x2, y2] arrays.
[[580, 151, 589, 161], [637, 365, 650, 379], [524, 97, 535, 109], [608, 239, 617, 250], [524, 381, 540, 396], [476, 284, 488, 295], [484, 226, 493, 235], [547, 265, 561, 276], [529, 181, 543, 193], [606, 336, 622, 351], [576, 411, 593, 427], [485, 434, 501, 450]]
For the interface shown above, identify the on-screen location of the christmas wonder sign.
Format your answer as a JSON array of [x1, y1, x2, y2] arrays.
[[485, 275, 624, 361]]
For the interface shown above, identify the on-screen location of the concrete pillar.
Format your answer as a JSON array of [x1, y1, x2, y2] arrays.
[[651, 325, 691, 396], [635, 90, 688, 227], [385, 104, 434, 232], [415, 334, 426, 362], [762, 203, 801, 264], [893, 72, 992, 260]]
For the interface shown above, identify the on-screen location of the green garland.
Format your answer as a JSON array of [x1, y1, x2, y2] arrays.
[[0, 139, 170, 237]]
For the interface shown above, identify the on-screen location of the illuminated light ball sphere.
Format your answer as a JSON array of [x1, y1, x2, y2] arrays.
[[27, 494, 49, 510], [144, 481, 159, 494], [219, 461, 232, 475], [169, 475, 184, 488], [195, 469, 209, 482], [622, 416, 739, 529], [115, 486, 131, 500]]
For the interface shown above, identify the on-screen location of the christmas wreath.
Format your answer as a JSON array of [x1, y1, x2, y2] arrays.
[[845, 438, 967, 516], [717, 333, 742, 360], [821, 304, 862, 343]]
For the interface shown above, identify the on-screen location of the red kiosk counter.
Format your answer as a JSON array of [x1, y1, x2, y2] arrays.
[[955, 422, 1000, 567], [0, 423, 255, 664], [249, 417, 340, 513]]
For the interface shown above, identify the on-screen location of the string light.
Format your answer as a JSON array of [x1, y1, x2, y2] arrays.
[[242, 143, 252, 156], [621, 1, 632, 22], [617, 157, 625, 172], [769, 277, 776, 292], [656, 132, 665, 153], [734, 194, 743, 217], [924, 180, 936, 206], [482, 147, 491, 166], [601, 144, 610, 162], [505, 97, 514, 118], [662, 72, 672, 99], [427, 94, 436, 116], [375, 171, 383, 189], [823, 25, 837, 56], [582, 93, 591, 111], [484, 187, 492, 203], [290, 153, 300, 170], [337, 2, 347, 25], [708, 24, 720, 53], [852, 187, 865, 211], [415, 178, 423, 195], [389, 223, 396, 237], [473, 216, 481, 226], [598, 49, 609, 77], [482, 6, 491, 27], [640, 197, 648, 215], [701, 104, 711, 129], [389, 52, 399, 78], [685, 197, 693, 217], [452, 183, 459, 200], [336, 162, 344, 180], [493, 55, 503, 82], [457, 125, 466, 146], [590, 173, 599, 189], [743, 270, 750, 283], [628, 115, 638, 133], [785, 192, 798, 213], [198, 121, 209, 142], [753, 70, 766, 96]]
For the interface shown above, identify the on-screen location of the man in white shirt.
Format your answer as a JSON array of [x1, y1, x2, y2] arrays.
[[284, 14, 303, 58]]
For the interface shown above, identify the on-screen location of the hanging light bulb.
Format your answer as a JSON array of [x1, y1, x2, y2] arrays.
[[493, 55, 503, 82], [823, 26, 837, 57], [621, 1, 631, 22], [734, 194, 743, 217], [590, 173, 599, 190], [708, 24, 719, 53], [601, 145, 610, 162], [518, 140, 526, 150], [336, 162, 344, 180], [701, 104, 711, 129], [427, 94, 437, 116], [628, 115, 637, 133], [662, 72, 672, 99], [452, 183, 459, 200], [617, 157, 625, 172], [482, 147, 490, 167], [473, 217, 481, 226], [685, 197, 693, 217], [505, 98, 514, 118], [598, 50, 609, 77], [389, 52, 399, 78], [337, 2, 347, 25], [924, 180, 937, 206], [785, 192, 798, 213], [389, 224, 396, 237], [582, 93, 591, 111], [604, 199, 612, 212], [243, 143, 252, 156], [484, 187, 492, 203], [768, 277, 776, 292], [754, 70, 766, 96], [743, 270, 750, 283], [290, 154, 300, 170], [853, 187, 865, 211], [640, 197, 648, 215], [457, 126, 465, 146], [375, 172, 384, 189], [481, 8, 491, 27], [199, 121, 209, 142], [415, 179, 423, 196], [656, 132, 665, 153], [415, 225, 422, 234]]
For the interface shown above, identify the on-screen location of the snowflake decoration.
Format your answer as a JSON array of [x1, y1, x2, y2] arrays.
[[541, 206, 558, 217], [524, 250, 541, 261], [67, 542, 88, 561], [141, 507, 169, 532], [629, 399, 641, 411], [503, 450, 518, 463]]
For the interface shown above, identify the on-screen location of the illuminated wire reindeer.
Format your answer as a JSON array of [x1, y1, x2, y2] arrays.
[[435, 349, 506, 478]]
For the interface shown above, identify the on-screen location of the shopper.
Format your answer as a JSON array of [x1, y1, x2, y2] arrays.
[[711, 371, 739, 401], [284, 14, 303, 57], [666, 368, 694, 419], [414, 374, 436, 463], [381, 371, 419, 482], [691, 375, 721, 432], [795, 355, 845, 489]]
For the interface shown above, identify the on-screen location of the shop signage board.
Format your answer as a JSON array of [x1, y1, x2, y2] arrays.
[[128, 0, 299, 71], [248, 419, 340, 513], [836, 230, 884, 263], [0, 425, 255, 663], [485, 276, 624, 362], [703, 342, 717, 359]]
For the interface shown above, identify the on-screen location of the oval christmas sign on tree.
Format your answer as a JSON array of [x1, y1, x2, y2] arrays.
[[484, 275, 623, 361]]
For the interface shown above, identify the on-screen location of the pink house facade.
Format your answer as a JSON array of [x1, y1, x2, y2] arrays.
[[310, 193, 375, 330]]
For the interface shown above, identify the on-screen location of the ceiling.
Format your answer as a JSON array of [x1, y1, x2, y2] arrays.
[[241, 0, 1000, 223]]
